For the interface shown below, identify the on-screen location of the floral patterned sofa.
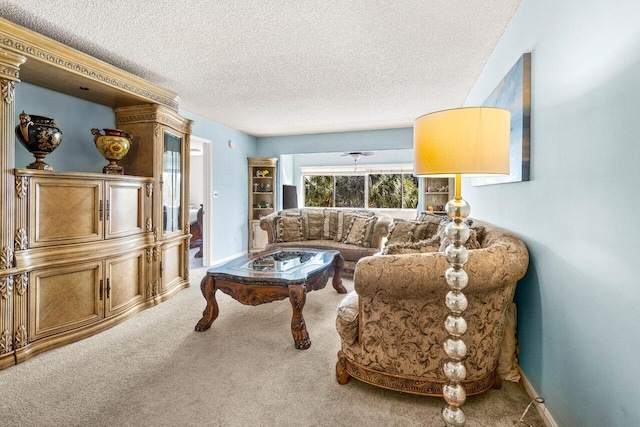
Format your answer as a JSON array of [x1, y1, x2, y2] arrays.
[[335, 216, 529, 396], [259, 208, 393, 276]]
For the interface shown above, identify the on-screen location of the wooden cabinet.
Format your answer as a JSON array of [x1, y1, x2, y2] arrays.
[[422, 177, 455, 214], [0, 17, 191, 368], [29, 249, 145, 342], [115, 105, 192, 302], [21, 173, 149, 248], [248, 157, 277, 252]]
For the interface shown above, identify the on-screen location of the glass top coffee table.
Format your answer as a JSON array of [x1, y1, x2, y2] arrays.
[[194, 248, 346, 349]]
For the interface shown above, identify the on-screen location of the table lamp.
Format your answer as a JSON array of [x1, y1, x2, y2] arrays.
[[413, 107, 511, 426]]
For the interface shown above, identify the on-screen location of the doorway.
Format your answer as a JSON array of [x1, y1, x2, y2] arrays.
[[189, 135, 212, 268]]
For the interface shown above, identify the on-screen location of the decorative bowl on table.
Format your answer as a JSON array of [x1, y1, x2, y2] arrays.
[[91, 128, 133, 174], [15, 111, 63, 170]]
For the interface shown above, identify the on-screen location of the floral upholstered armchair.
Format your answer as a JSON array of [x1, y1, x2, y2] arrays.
[[335, 219, 529, 396]]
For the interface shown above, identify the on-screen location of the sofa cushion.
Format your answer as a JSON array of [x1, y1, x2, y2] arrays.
[[274, 215, 305, 242], [322, 209, 339, 240], [344, 216, 376, 247], [335, 211, 372, 242], [336, 290, 359, 345], [387, 220, 414, 245], [411, 215, 442, 241], [384, 235, 441, 255], [301, 209, 324, 240], [438, 225, 485, 251]]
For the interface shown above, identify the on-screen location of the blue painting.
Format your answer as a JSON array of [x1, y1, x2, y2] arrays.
[[473, 53, 531, 186]]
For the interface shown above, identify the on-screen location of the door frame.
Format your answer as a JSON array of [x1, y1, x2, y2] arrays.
[[190, 135, 212, 266]]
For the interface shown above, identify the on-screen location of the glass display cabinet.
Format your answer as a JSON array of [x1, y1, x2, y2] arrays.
[[163, 132, 182, 234]]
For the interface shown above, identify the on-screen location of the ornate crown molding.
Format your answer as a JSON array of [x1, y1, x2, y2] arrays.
[[0, 17, 179, 110]]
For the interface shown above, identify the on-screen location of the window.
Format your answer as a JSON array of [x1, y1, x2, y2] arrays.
[[335, 175, 365, 208], [302, 164, 418, 209], [304, 175, 333, 207]]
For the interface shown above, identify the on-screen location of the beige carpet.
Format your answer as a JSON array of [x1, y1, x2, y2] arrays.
[[0, 268, 544, 426]]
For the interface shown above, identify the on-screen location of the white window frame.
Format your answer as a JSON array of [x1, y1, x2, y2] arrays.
[[301, 163, 417, 210]]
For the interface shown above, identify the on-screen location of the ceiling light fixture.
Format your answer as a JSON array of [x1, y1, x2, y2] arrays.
[[341, 151, 373, 170]]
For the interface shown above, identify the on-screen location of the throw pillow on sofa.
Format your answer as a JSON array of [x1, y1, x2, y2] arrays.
[[274, 215, 305, 242], [386, 220, 414, 245], [410, 214, 442, 241], [383, 235, 441, 255], [344, 216, 376, 247], [335, 211, 373, 242], [438, 225, 486, 251]]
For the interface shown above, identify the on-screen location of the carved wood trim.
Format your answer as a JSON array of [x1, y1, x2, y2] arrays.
[[0, 246, 13, 269], [0, 329, 12, 354], [13, 324, 27, 349], [146, 218, 152, 232], [15, 273, 27, 296], [0, 275, 12, 298], [339, 351, 497, 397], [14, 228, 28, 250], [15, 176, 28, 198], [1, 79, 15, 104], [248, 158, 278, 168], [146, 183, 153, 197]]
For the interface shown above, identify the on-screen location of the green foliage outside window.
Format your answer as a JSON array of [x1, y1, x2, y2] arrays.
[[335, 175, 365, 207], [368, 174, 402, 208], [304, 171, 417, 209], [402, 175, 419, 209], [304, 175, 333, 207]]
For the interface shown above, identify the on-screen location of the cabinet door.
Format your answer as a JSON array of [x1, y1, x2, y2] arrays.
[[250, 220, 269, 251], [159, 240, 185, 296], [105, 250, 146, 317], [29, 261, 103, 341], [162, 131, 183, 236], [105, 181, 145, 239], [29, 178, 103, 247]]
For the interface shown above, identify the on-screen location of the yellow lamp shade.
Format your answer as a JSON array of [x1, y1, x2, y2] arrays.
[[413, 107, 511, 177]]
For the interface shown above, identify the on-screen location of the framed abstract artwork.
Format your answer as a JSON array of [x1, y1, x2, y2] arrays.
[[473, 53, 531, 186]]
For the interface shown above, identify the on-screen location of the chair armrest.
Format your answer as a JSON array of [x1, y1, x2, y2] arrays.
[[370, 215, 392, 249], [259, 211, 279, 243]]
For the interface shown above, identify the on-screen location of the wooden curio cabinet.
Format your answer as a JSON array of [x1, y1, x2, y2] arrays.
[[115, 104, 193, 303], [0, 17, 192, 369], [248, 157, 277, 252]]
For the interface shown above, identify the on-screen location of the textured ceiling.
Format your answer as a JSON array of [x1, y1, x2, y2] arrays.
[[0, 1, 521, 137]]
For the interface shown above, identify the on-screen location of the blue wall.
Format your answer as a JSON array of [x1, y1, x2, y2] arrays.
[[463, 1, 640, 425], [257, 127, 413, 156], [180, 110, 258, 261], [15, 83, 114, 173]]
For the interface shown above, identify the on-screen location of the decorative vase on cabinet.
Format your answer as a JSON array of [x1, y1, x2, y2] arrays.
[[91, 128, 133, 175], [15, 111, 63, 170]]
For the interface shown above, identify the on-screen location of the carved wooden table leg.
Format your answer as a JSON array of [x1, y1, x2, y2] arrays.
[[195, 275, 219, 331], [288, 284, 311, 349], [332, 254, 347, 294]]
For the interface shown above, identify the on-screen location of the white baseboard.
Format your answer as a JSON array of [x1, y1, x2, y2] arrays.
[[518, 366, 558, 427]]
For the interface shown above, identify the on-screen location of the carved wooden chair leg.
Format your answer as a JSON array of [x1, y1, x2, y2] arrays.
[[336, 351, 350, 384], [491, 372, 502, 390]]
